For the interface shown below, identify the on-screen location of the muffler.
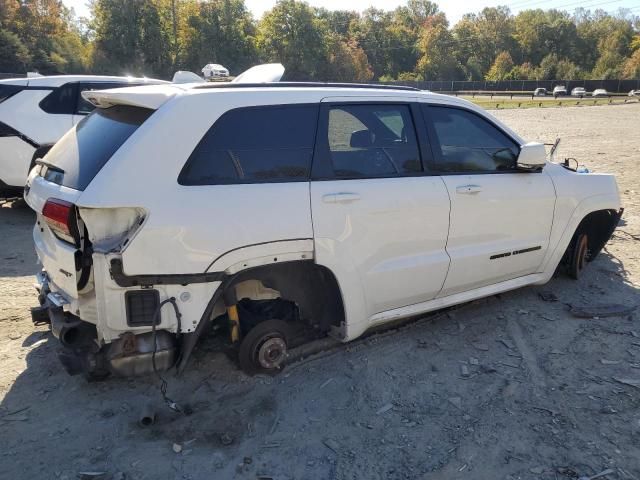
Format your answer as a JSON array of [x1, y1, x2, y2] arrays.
[[107, 331, 176, 377]]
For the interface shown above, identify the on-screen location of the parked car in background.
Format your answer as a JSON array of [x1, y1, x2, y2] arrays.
[[571, 87, 586, 97], [0, 75, 167, 196], [592, 89, 608, 97], [533, 88, 547, 96], [628, 90, 639, 97], [553, 85, 567, 97], [24, 69, 622, 380], [202, 63, 229, 80]]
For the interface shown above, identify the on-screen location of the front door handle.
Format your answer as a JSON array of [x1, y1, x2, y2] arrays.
[[456, 184, 482, 194], [322, 192, 361, 204]]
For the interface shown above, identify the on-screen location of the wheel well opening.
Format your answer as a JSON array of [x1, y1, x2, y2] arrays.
[[575, 209, 620, 261], [222, 262, 346, 337]]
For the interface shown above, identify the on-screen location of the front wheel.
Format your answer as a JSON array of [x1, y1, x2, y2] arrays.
[[568, 232, 589, 279]]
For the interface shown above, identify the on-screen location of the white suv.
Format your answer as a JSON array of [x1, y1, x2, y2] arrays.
[[25, 80, 622, 379], [0, 75, 166, 196]]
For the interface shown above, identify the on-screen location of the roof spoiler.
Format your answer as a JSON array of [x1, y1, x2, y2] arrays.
[[232, 63, 284, 83]]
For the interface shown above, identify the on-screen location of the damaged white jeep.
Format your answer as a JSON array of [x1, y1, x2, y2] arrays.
[[25, 74, 622, 379]]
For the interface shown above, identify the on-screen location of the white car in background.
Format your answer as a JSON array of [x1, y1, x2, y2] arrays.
[[552, 85, 567, 97], [202, 63, 229, 80], [571, 87, 586, 97], [592, 89, 609, 98], [0, 75, 167, 196], [24, 68, 622, 380]]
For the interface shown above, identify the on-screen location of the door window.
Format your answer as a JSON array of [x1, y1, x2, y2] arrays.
[[324, 104, 421, 178], [179, 104, 318, 185], [424, 106, 519, 173]]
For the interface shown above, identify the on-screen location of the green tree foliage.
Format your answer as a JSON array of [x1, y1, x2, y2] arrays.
[[256, 0, 327, 80], [486, 51, 515, 81], [0, 0, 638, 82], [416, 13, 461, 81]]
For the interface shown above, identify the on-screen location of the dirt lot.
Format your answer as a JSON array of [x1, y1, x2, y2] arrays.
[[1, 103, 639, 480]]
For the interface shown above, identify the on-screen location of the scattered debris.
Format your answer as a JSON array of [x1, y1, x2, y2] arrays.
[[220, 433, 234, 446], [376, 403, 393, 415], [172, 443, 182, 453], [530, 466, 545, 474], [320, 378, 334, 389], [600, 359, 621, 365], [613, 377, 640, 389], [538, 291, 558, 302], [460, 364, 470, 377], [323, 438, 340, 453], [517, 309, 529, 315], [472, 342, 490, 351], [77, 473, 108, 480], [469, 357, 479, 366], [578, 468, 615, 480], [570, 303, 637, 319], [498, 339, 515, 350]]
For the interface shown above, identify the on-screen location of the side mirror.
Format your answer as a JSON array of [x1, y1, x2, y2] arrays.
[[517, 142, 546, 172]]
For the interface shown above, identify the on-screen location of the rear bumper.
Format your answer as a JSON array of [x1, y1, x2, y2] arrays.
[[32, 269, 177, 378]]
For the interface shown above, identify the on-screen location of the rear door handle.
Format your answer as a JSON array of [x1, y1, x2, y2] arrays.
[[456, 184, 482, 194], [322, 192, 361, 204]]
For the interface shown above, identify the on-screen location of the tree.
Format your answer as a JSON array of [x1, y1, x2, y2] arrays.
[[416, 13, 462, 80], [0, 29, 31, 72], [622, 49, 640, 79], [181, 0, 258, 75], [486, 51, 514, 81], [256, 0, 327, 80], [323, 33, 372, 82]]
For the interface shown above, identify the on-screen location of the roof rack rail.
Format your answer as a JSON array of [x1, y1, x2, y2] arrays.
[[194, 81, 421, 92]]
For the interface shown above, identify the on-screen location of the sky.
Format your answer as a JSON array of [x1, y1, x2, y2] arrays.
[[62, 0, 639, 24]]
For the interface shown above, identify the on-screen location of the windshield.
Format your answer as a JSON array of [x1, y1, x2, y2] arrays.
[[42, 105, 153, 191]]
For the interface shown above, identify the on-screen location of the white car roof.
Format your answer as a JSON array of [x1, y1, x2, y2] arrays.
[[0, 74, 168, 87]]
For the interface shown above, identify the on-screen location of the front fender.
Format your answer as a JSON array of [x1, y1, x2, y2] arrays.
[[537, 192, 621, 282]]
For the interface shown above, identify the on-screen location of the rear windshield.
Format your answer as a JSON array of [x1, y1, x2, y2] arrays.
[[43, 105, 152, 190]]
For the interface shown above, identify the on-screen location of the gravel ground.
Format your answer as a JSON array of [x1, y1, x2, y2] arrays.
[[1, 103, 639, 480]]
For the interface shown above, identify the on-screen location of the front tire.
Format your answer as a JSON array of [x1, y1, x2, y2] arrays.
[[568, 232, 589, 279]]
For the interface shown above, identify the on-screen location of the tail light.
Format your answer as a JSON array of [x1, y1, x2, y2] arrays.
[[42, 199, 81, 246]]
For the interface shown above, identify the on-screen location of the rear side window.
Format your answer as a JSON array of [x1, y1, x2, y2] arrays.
[[424, 106, 519, 173], [178, 104, 318, 185], [0, 84, 23, 104], [39, 83, 77, 114], [324, 104, 421, 179], [42, 105, 152, 190]]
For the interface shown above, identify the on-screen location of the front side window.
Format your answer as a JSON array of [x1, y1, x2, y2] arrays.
[[179, 104, 319, 185], [325, 104, 421, 179], [424, 106, 519, 173]]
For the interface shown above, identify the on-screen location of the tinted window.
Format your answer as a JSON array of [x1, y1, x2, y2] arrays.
[[0, 84, 23, 104], [179, 105, 318, 185], [42, 105, 152, 190], [425, 106, 519, 173], [326, 104, 421, 178], [39, 83, 77, 114]]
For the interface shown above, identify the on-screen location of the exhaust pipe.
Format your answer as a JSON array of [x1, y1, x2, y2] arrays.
[[139, 403, 157, 427]]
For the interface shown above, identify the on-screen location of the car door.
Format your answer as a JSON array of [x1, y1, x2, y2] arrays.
[[420, 104, 556, 297], [310, 98, 451, 325]]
